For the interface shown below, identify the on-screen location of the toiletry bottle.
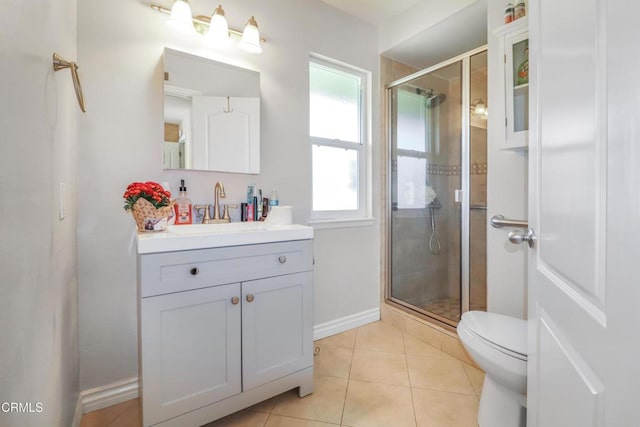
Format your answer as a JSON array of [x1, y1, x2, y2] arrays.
[[247, 203, 254, 222], [504, 2, 514, 24], [269, 189, 279, 209], [174, 179, 192, 225], [514, 1, 526, 19], [517, 47, 529, 85], [246, 185, 255, 222]]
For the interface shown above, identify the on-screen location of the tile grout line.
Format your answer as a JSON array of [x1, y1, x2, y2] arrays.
[[402, 331, 419, 427], [459, 363, 482, 400], [338, 327, 358, 426]]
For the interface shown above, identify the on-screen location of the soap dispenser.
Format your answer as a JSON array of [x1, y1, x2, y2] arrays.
[[174, 179, 193, 225]]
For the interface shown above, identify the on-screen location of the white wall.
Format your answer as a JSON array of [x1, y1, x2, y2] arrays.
[[77, 0, 380, 390], [486, 1, 528, 317], [0, 0, 79, 425], [378, 0, 477, 53]]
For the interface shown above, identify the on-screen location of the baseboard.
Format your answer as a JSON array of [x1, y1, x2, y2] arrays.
[[313, 307, 380, 341], [71, 394, 84, 427], [76, 376, 139, 418]]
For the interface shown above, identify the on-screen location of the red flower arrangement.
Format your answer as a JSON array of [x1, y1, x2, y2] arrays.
[[123, 181, 172, 211]]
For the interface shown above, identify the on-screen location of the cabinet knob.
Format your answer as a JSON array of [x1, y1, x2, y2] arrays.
[[278, 256, 287, 264], [190, 267, 199, 275], [246, 294, 255, 303], [231, 296, 240, 305]]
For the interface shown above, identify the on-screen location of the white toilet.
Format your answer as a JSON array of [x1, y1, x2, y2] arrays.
[[457, 311, 527, 427]]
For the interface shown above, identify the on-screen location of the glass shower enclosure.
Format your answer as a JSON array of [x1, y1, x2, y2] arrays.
[[387, 48, 488, 327]]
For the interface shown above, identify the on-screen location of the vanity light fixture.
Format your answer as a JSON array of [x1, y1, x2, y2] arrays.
[[471, 98, 488, 118], [151, 1, 265, 54]]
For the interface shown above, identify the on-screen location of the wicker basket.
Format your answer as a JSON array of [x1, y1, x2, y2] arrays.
[[131, 198, 175, 232]]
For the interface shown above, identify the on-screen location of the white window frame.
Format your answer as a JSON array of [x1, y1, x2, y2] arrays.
[[309, 54, 371, 222]]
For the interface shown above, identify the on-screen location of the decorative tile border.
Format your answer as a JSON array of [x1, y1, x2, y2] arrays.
[[426, 163, 487, 176]]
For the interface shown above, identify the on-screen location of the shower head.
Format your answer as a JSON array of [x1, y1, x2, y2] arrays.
[[416, 88, 447, 107]]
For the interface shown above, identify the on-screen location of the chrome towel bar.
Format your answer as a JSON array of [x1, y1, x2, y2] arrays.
[[490, 214, 528, 229]]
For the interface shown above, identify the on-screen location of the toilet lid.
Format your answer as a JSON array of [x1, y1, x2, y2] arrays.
[[460, 311, 527, 358]]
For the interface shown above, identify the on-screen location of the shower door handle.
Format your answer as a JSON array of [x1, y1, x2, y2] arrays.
[[508, 228, 536, 249], [392, 202, 398, 211], [454, 189, 464, 203]]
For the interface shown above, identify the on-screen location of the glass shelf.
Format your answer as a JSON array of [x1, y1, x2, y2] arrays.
[[514, 83, 529, 94]]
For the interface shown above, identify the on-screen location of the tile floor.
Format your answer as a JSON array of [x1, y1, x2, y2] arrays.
[[80, 321, 483, 427]]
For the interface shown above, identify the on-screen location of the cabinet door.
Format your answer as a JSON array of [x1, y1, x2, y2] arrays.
[[242, 272, 313, 390], [505, 29, 529, 148], [141, 283, 241, 426]]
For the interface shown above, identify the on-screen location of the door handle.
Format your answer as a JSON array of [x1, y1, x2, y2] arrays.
[[508, 228, 536, 249]]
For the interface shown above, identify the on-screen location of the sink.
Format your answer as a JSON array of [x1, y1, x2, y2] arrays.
[[136, 222, 313, 254], [169, 222, 269, 235]]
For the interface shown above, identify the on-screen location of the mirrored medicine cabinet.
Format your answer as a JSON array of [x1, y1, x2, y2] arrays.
[[162, 47, 260, 174]]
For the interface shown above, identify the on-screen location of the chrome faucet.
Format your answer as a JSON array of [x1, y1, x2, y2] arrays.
[[201, 181, 231, 224]]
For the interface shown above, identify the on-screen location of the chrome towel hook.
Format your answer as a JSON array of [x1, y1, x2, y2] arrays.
[[52, 53, 86, 113]]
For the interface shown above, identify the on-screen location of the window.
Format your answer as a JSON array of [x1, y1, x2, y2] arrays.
[[395, 87, 440, 210], [310, 56, 369, 220]]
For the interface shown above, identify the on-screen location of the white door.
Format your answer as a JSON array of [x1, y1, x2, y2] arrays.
[[163, 141, 180, 168], [527, 0, 640, 425], [191, 96, 260, 173]]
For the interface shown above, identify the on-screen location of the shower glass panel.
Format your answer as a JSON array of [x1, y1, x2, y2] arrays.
[[390, 60, 463, 325], [469, 51, 488, 312]]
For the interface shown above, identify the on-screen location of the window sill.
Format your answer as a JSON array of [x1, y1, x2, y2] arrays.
[[308, 217, 375, 230]]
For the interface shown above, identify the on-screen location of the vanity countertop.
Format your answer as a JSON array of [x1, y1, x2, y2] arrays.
[[136, 222, 314, 254]]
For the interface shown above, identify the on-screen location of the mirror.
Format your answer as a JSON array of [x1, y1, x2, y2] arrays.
[[162, 48, 260, 173]]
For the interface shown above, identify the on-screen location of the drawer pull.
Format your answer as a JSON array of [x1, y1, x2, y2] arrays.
[[246, 294, 255, 303], [231, 296, 240, 305], [190, 267, 199, 276], [278, 256, 287, 264]]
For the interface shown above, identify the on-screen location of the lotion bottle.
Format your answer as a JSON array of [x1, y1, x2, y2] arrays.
[[174, 179, 192, 225]]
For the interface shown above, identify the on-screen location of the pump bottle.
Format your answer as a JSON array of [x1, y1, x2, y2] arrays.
[[174, 179, 193, 225]]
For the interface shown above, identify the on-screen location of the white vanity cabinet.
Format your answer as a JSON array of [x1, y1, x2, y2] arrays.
[[138, 239, 314, 427]]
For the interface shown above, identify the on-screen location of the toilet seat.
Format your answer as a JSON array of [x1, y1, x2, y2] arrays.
[[460, 311, 527, 361]]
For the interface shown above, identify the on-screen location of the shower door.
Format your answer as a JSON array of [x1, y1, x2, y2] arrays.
[[388, 48, 487, 327]]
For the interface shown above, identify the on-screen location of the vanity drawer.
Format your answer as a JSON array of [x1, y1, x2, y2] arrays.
[[139, 240, 313, 298]]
